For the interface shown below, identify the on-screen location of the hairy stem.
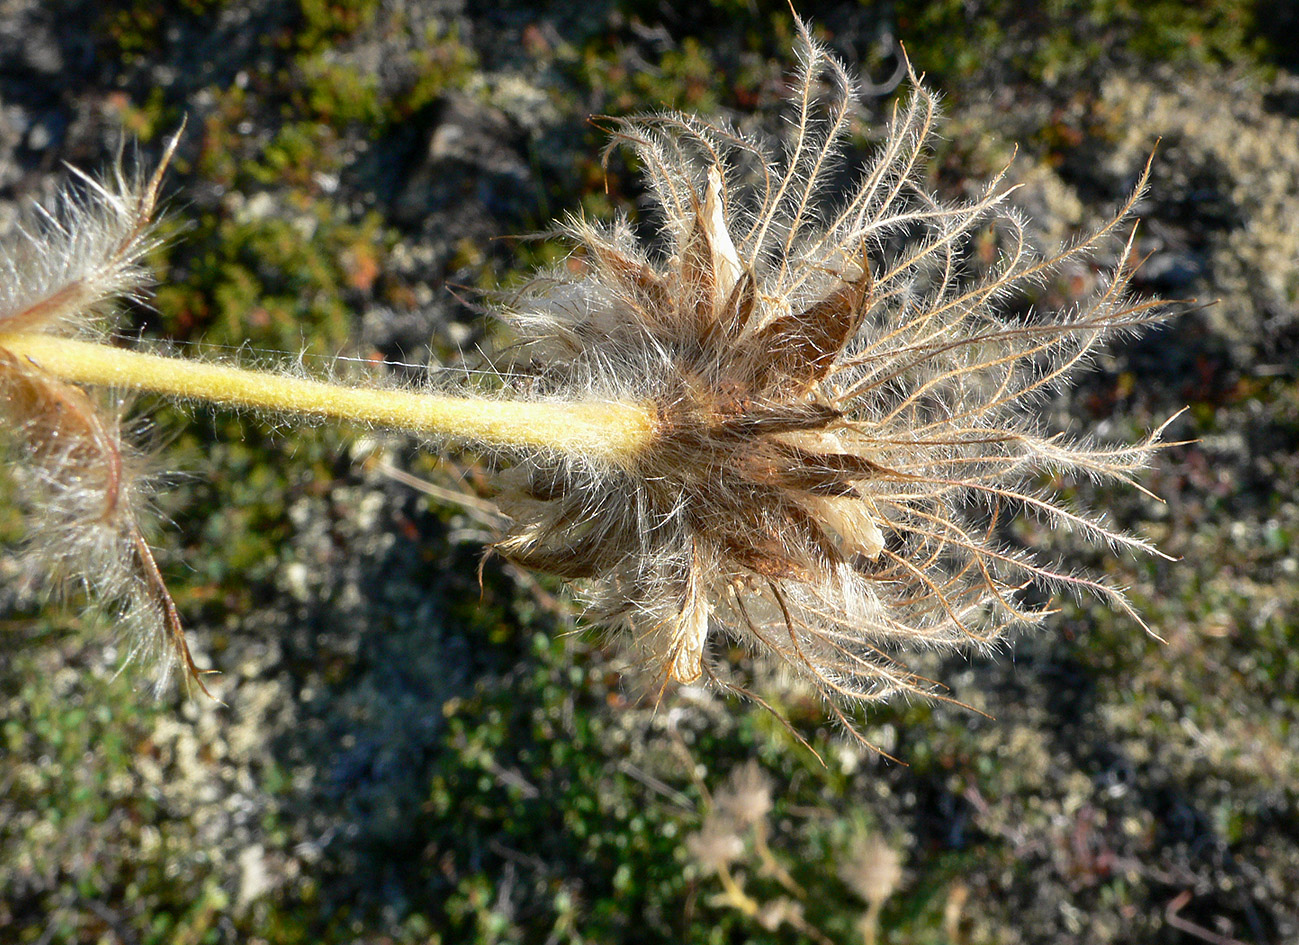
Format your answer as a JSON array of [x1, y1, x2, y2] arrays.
[[0, 333, 657, 463]]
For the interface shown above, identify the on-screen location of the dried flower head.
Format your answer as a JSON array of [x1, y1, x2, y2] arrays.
[[841, 832, 904, 906], [0, 131, 204, 690], [755, 897, 805, 934], [686, 810, 746, 876], [494, 21, 1174, 735], [714, 760, 774, 829]]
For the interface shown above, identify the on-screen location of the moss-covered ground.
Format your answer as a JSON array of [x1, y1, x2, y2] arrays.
[[2, 1, 1296, 942]]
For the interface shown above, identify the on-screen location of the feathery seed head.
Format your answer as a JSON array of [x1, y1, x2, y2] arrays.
[[495, 21, 1175, 737], [713, 760, 774, 829], [0, 131, 203, 692], [686, 810, 746, 875], [841, 832, 904, 906]]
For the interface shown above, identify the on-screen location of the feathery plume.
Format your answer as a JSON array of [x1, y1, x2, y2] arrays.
[[841, 830, 904, 945], [714, 760, 774, 829], [493, 19, 1176, 737], [0, 130, 205, 691], [686, 810, 746, 876]]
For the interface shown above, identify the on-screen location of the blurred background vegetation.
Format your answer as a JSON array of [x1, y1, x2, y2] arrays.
[[1, 0, 1297, 942]]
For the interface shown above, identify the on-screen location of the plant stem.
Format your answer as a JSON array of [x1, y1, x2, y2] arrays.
[[0, 333, 657, 463], [715, 865, 760, 916]]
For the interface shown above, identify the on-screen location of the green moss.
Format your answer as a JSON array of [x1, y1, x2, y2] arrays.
[[294, 58, 386, 127], [396, 25, 479, 120], [0, 635, 182, 944], [293, 0, 380, 49], [153, 196, 388, 354], [286, 24, 476, 132], [893, 0, 1270, 83], [96, 0, 230, 60], [577, 36, 723, 115]]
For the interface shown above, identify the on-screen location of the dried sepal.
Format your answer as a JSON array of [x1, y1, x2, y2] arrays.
[[495, 20, 1176, 742]]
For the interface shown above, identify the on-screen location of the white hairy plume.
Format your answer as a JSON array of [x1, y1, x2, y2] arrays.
[[0, 131, 205, 691]]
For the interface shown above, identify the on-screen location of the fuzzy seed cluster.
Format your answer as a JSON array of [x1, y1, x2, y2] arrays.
[[495, 20, 1174, 734], [0, 134, 202, 691]]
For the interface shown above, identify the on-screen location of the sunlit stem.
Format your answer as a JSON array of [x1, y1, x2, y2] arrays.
[[754, 820, 804, 896], [715, 865, 760, 915], [0, 333, 657, 464], [860, 899, 883, 945]]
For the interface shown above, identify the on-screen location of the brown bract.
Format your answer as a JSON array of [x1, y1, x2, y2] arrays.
[[495, 20, 1176, 742]]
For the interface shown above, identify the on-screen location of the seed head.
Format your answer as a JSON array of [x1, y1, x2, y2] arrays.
[[686, 810, 745, 875], [714, 760, 774, 829], [0, 131, 204, 691], [494, 21, 1175, 737], [841, 832, 904, 906]]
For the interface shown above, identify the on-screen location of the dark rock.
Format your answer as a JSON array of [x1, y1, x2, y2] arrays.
[[393, 92, 534, 227]]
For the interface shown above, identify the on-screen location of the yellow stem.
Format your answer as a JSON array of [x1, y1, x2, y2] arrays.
[[754, 824, 804, 896], [716, 865, 760, 916], [0, 333, 657, 464], [860, 899, 882, 945]]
